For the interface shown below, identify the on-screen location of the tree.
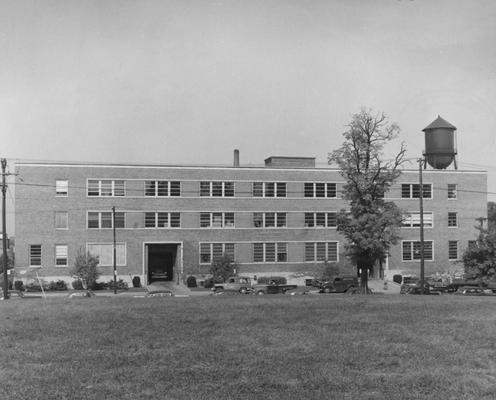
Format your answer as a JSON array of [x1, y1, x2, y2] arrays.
[[328, 109, 407, 293], [487, 202, 496, 234], [462, 222, 496, 281], [210, 254, 236, 282], [71, 247, 100, 290]]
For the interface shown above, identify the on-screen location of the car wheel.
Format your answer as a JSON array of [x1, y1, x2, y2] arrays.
[[257, 290, 265, 295], [324, 287, 331, 293], [239, 287, 247, 294]]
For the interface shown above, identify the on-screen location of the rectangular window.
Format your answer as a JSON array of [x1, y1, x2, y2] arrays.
[[252, 242, 287, 262], [29, 244, 42, 267], [304, 183, 337, 198], [199, 213, 235, 228], [55, 245, 68, 267], [448, 212, 458, 227], [87, 243, 126, 266], [55, 180, 68, 196], [277, 243, 288, 262], [448, 241, 458, 260], [402, 240, 433, 261], [145, 181, 181, 197], [144, 212, 179, 228], [200, 181, 234, 197], [447, 184, 457, 199], [304, 242, 339, 262], [304, 212, 337, 228], [199, 243, 235, 264], [252, 182, 286, 197], [87, 212, 125, 229], [401, 184, 432, 199], [55, 211, 68, 230], [87, 180, 126, 197], [253, 212, 287, 228], [402, 212, 433, 228]]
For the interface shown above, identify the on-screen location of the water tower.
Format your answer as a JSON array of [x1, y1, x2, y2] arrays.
[[422, 115, 457, 169]]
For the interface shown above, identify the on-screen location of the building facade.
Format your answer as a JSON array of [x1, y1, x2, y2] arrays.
[[14, 156, 487, 285]]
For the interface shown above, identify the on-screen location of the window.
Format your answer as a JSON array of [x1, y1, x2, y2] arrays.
[[402, 212, 433, 228], [87, 180, 125, 197], [253, 242, 287, 262], [55, 180, 68, 196], [55, 211, 68, 229], [402, 241, 433, 261], [304, 183, 337, 198], [55, 245, 68, 267], [304, 212, 338, 228], [87, 212, 125, 229], [199, 212, 235, 228], [144, 212, 180, 228], [447, 184, 457, 199], [252, 182, 287, 198], [144, 180, 180, 197], [199, 243, 235, 264], [448, 212, 458, 227], [29, 245, 42, 267], [200, 181, 235, 197], [448, 241, 458, 260], [87, 243, 126, 266], [401, 184, 432, 199], [304, 242, 338, 262], [253, 212, 287, 228]]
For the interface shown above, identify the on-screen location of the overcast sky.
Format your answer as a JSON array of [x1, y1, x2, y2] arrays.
[[1, 0, 496, 227]]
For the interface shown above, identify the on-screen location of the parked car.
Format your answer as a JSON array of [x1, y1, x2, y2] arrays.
[[213, 276, 253, 294], [252, 281, 297, 295], [319, 275, 358, 293]]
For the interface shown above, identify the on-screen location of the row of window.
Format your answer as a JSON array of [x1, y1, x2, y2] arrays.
[[401, 240, 460, 261], [52, 210, 462, 230], [54, 180, 459, 199], [402, 212, 459, 228], [28, 240, 462, 268]]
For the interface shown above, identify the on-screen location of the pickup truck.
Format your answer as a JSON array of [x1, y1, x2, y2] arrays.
[[252, 281, 297, 295], [213, 277, 253, 294]]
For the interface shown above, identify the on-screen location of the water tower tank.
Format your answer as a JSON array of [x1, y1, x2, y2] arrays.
[[422, 116, 457, 169]]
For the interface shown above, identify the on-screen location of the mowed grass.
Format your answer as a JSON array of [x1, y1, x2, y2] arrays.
[[1, 295, 496, 400]]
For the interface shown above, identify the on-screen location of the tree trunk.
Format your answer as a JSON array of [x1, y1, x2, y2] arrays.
[[360, 267, 370, 294]]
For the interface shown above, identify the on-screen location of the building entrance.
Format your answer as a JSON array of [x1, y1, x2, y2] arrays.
[[146, 243, 178, 283]]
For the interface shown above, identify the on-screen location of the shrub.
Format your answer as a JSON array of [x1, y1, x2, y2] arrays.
[[71, 280, 84, 290], [14, 280, 24, 292], [92, 281, 108, 290], [48, 280, 68, 291], [210, 255, 236, 282], [25, 281, 42, 292], [186, 276, 197, 288], [393, 274, 403, 284], [203, 278, 214, 289], [71, 247, 100, 290], [107, 279, 129, 291], [132, 276, 141, 288]]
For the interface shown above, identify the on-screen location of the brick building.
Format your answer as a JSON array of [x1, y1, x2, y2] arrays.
[[14, 154, 486, 286]]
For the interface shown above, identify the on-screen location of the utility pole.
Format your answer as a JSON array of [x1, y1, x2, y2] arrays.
[[418, 158, 425, 295], [2, 159, 10, 300], [112, 206, 117, 295]]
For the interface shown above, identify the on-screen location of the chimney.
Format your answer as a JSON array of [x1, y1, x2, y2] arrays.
[[233, 149, 240, 167]]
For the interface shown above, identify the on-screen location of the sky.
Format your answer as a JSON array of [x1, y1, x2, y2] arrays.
[[1, 0, 496, 230]]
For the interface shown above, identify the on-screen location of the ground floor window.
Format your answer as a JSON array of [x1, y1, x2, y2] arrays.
[[87, 243, 126, 266], [304, 242, 338, 262], [29, 244, 42, 267], [448, 241, 459, 260], [199, 243, 235, 264], [253, 242, 288, 262], [55, 245, 68, 267], [402, 240, 433, 261]]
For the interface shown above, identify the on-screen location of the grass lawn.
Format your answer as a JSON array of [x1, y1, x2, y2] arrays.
[[1, 295, 496, 400]]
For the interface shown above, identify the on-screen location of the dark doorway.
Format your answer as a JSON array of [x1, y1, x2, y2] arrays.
[[147, 244, 178, 283]]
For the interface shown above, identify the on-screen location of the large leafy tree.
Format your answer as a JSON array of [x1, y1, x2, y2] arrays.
[[329, 109, 407, 292], [462, 222, 496, 281]]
